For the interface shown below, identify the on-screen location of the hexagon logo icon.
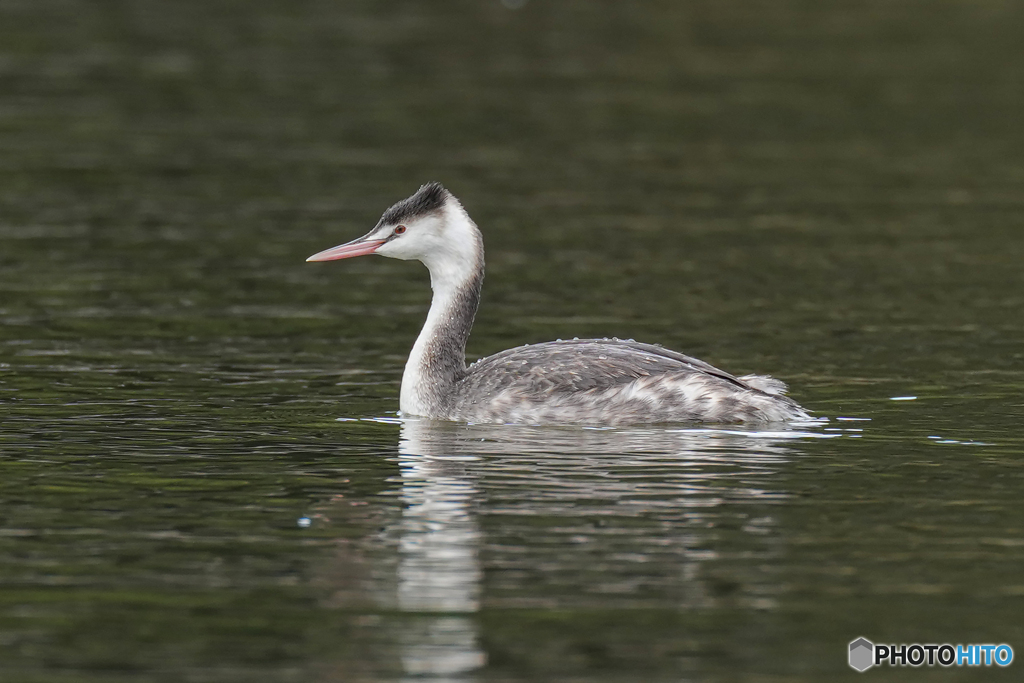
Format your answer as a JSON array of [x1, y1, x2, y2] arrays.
[[849, 637, 874, 672]]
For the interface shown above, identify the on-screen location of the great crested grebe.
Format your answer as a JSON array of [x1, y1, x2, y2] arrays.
[[307, 182, 808, 426]]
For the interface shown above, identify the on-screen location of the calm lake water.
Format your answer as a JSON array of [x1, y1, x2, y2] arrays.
[[2, 1, 1022, 681]]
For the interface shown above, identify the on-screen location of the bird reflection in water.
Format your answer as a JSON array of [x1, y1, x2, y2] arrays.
[[334, 418, 830, 681], [394, 421, 485, 680]]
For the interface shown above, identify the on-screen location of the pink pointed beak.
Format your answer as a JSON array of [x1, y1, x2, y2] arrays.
[[306, 237, 386, 262]]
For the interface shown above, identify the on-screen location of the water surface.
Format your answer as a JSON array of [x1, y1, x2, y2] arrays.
[[1, 1, 1022, 681]]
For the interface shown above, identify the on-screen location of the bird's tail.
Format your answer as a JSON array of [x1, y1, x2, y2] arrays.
[[738, 374, 789, 396]]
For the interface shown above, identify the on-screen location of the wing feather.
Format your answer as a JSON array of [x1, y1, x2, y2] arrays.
[[458, 338, 751, 398]]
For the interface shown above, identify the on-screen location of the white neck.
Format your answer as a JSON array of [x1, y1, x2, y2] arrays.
[[399, 203, 484, 417]]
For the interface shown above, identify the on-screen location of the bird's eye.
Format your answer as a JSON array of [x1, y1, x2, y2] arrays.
[[394, 225, 407, 235]]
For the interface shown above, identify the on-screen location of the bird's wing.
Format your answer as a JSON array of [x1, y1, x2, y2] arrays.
[[459, 338, 751, 397]]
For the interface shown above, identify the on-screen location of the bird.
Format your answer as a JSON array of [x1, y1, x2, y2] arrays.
[[307, 182, 809, 426]]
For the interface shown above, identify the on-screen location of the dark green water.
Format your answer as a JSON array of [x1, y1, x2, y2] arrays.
[[1, 1, 1022, 681]]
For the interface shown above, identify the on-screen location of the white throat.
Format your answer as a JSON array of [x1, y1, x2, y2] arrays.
[[399, 203, 484, 417]]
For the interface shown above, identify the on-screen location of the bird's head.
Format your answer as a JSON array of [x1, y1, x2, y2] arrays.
[[306, 182, 482, 282]]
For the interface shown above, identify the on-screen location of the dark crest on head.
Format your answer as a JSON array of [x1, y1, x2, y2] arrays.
[[379, 182, 449, 227]]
